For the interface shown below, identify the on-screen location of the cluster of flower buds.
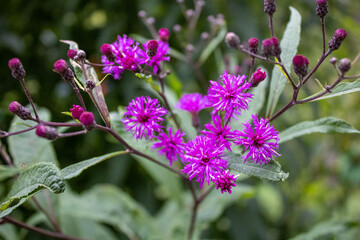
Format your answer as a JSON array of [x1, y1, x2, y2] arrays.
[[70, 105, 95, 129], [8, 101, 33, 120]]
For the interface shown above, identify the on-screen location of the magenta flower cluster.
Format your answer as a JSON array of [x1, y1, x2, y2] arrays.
[[101, 35, 170, 79]]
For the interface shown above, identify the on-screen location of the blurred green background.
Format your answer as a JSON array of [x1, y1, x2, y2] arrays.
[[1, 0, 360, 239]]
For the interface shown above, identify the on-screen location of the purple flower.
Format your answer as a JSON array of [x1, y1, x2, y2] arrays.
[[182, 135, 228, 188], [122, 96, 167, 140], [139, 40, 170, 74], [201, 114, 236, 152], [234, 114, 280, 164], [70, 105, 84, 120], [152, 128, 186, 166], [175, 93, 210, 114], [101, 35, 146, 79], [207, 71, 253, 119], [214, 170, 237, 194]]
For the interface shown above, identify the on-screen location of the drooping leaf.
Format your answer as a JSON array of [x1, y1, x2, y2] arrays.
[[279, 117, 360, 144], [266, 7, 301, 116], [59, 184, 161, 239], [111, 111, 183, 199], [61, 151, 128, 180], [302, 78, 360, 102], [8, 107, 59, 167], [0, 162, 65, 218], [199, 24, 227, 66], [228, 152, 289, 181], [289, 219, 359, 240], [61, 40, 111, 128], [231, 67, 269, 130]]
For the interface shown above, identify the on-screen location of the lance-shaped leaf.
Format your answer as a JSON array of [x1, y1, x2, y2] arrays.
[[61, 40, 111, 127], [279, 117, 360, 144], [302, 78, 360, 102], [0, 162, 65, 218], [61, 151, 128, 180], [228, 152, 289, 181], [266, 7, 301, 116]]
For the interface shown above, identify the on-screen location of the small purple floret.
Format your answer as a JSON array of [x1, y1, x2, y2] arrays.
[[176, 93, 210, 114], [122, 96, 167, 140], [214, 170, 237, 194]]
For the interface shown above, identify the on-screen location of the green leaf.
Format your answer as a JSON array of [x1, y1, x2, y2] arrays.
[[111, 111, 183, 199], [0, 165, 21, 181], [279, 117, 360, 144], [61, 151, 128, 180], [8, 107, 59, 167], [199, 25, 227, 66], [266, 7, 301, 116], [135, 73, 160, 92], [302, 78, 360, 102], [231, 67, 269, 130], [170, 47, 187, 62], [228, 152, 289, 181], [289, 219, 359, 240], [61, 40, 111, 128], [59, 184, 161, 239], [0, 224, 18, 240], [0, 162, 65, 218]]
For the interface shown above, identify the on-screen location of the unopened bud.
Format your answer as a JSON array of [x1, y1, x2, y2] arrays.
[[70, 105, 85, 119], [67, 49, 78, 60], [292, 55, 309, 78], [146, 40, 159, 58], [36, 125, 58, 140], [186, 44, 194, 53], [328, 28, 347, 51], [54, 59, 74, 82], [138, 10, 146, 18], [201, 32, 209, 40], [101, 44, 116, 62], [8, 58, 26, 80], [261, 38, 273, 57], [86, 79, 96, 91], [329, 57, 337, 65], [264, 0, 276, 15], [76, 50, 86, 61], [316, 0, 328, 18], [147, 17, 155, 25], [158, 28, 169, 42], [173, 24, 182, 33], [225, 32, 240, 48], [271, 37, 281, 57], [186, 9, 194, 19], [250, 68, 267, 87], [338, 58, 351, 73], [248, 38, 259, 55], [8, 101, 33, 120], [79, 112, 95, 129]]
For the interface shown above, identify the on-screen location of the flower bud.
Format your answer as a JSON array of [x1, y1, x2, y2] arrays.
[[8, 101, 32, 120], [76, 50, 86, 61], [100, 44, 116, 62], [138, 10, 146, 18], [79, 112, 95, 129], [70, 105, 85, 119], [86, 79, 96, 91], [261, 38, 273, 57], [338, 58, 351, 73], [250, 68, 267, 87], [36, 125, 58, 140], [292, 55, 309, 78], [248, 38, 259, 55], [271, 37, 281, 57], [328, 29, 347, 51], [329, 57, 337, 65], [54, 59, 75, 82], [316, 0, 328, 18], [146, 40, 159, 58], [173, 24, 182, 33], [225, 32, 240, 49], [158, 28, 169, 42], [264, 0, 276, 15], [8, 58, 26, 80], [67, 49, 78, 60]]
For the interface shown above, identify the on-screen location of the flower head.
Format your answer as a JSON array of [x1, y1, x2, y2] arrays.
[[250, 68, 267, 87], [8, 58, 26, 80], [201, 114, 236, 152], [182, 135, 228, 188], [139, 40, 170, 74], [70, 105, 84, 119], [122, 96, 167, 140], [207, 71, 253, 119], [234, 114, 280, 164], [79, 111, 95, 128], [214, 170, 237, 194], [158, 28, 170, 41], [101, 35, 146, 79], [176, 93, 210, 114], [152, 128, 186, 166]]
